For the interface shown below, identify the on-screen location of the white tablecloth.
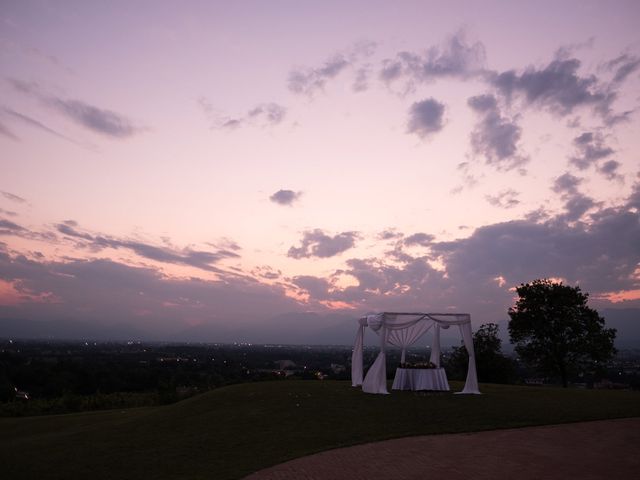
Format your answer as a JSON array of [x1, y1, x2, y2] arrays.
[[392, 368, 450, 391]]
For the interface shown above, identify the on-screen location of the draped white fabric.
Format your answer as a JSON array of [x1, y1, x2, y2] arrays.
[[387, 321, 434, 364], [392, 368, 450, 391], [457, 323, 481, 394], [429, 324, 442, 367], [361, 325, 390, 394], [352, 312, 481, 395], [351, 324, 365, 386]]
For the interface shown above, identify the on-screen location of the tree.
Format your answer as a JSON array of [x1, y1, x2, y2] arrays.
[[508, 279, 616, 387], [446, 323, 516, 384]]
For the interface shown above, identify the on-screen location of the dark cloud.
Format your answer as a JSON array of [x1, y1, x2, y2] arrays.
[[404, 232, 435, 246], [54, 221, 239, 273], [0, 250, 305, 337], [292, 275, 331, 301], [552, 172, 583, 194], [288, 41, 376, 96], [269, 189, 302, 206], [407, 98, 445, 138], [247, 103, 287, 125], [380, 30, 486, 90], [431, 188, 640, 296], [569, 131, 615, 171], [0, 120, 19, 140], [598, 159, 622, 180], [561, 192, 597, 222], [551, 172, 597, 221], [485, 189, 520, 209], [352, 64, 371, 92], [605, 54, 640, 84], [288, 229, 358, 259], [0, 217, 56, 242], [288, 54, 351, 96], [7, 78, 143, 139], [0, 208, 17, 217], [290, 181, 640, 318], [327, 256, 448, 310], [199, 97, 287, 129], [0, 218, 28, 235], [47, 98, 140, 138], [251, 265, 281, 281], [1, 191, 27, 204], [467, 94, 527, 171], [377, 229, 402, 241], [468, 94, 498, 113], [3, 107, 85, 147], [489, 57, 618, 122]]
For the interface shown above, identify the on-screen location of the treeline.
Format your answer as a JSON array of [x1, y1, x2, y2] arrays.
[[0, 341, 353, 416]]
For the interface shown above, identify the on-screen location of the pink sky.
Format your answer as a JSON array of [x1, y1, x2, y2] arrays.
[[1, 1, 639, 342]]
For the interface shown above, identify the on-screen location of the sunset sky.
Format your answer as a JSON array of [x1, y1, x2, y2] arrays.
[[1, 1, 639, 342]]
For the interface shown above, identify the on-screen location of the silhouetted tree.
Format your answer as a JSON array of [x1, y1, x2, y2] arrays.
[[446, 323, 516, 384], [508, 279, 616, 387]]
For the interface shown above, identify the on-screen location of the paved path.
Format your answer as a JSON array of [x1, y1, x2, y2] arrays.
[[245, 418, 640, 480]]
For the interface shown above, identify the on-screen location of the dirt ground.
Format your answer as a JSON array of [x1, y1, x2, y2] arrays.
[[245, 417, 640, 480]]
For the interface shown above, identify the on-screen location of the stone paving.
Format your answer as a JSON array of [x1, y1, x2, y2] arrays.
[[245, 417, 640, 480]]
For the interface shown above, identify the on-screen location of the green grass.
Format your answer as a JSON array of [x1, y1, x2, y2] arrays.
[[1, 381, 639, 480]]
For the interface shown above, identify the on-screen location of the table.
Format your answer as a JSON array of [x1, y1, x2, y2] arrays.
[[392, 367, 450, 391]]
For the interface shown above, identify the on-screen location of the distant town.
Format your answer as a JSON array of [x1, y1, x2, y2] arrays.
[[2, 338, 639, 417]]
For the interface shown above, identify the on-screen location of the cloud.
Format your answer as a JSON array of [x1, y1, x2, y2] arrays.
[[604, 53, 640, 84], [54, 221, 240, 273], [199, 97, 287, 129], [326, 256, 448, 310], [561, 192, 598, 222], [289, 54, 350, 96], [2, 107, 85, 147], [468, 94, 528, 171], [407, 98, 445, 138], [0, 217, 56, 242], [551, 172, 598, 221], [292, 275, 332, 301], [47, 98, 140, 138], [485, 189, 520, 209], [269, 189, 302, 206], [1, 191, 27, 204], [7, 78, 143, 139], [380, 30, 486, 90], [288, 41, 376, 96], [552, 172, 583, 194], [404, 233, 435, 246], [378, 229, 403, 241], [570, 131, 614, 167], [247, 103, 287, 125], [0, 120, 19, 140], [598, 159, 623, 180], [0, 218, 28, 236], [0, 249, 305, 336], [489, 57, 615, 121], [352, 64, 371, 92], [291, 180, 640, 317], [430, 187, 640, 296], [288, 229, 358, 259]]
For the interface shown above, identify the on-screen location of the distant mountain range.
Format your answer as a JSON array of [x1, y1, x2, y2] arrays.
[[1, 307, 638, 348]]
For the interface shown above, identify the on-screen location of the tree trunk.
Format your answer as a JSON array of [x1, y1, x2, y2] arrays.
[[559, 363, 568, 388]]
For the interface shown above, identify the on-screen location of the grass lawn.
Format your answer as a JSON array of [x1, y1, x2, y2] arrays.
[[1, 381, 639, 479]]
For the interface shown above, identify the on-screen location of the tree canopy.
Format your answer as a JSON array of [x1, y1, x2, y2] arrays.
[[508, 279, 616, 387]]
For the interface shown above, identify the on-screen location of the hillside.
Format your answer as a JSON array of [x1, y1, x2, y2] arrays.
[[2, 381, 639, 480]]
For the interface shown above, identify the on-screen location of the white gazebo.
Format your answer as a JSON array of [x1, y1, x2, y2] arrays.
[[351, 312, 481, 395]]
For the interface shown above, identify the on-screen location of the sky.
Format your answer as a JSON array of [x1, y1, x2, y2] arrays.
[[1, 0, 640, 343]]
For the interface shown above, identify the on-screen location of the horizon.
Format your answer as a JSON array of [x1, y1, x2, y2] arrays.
[[1, 1, 640, 344]]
